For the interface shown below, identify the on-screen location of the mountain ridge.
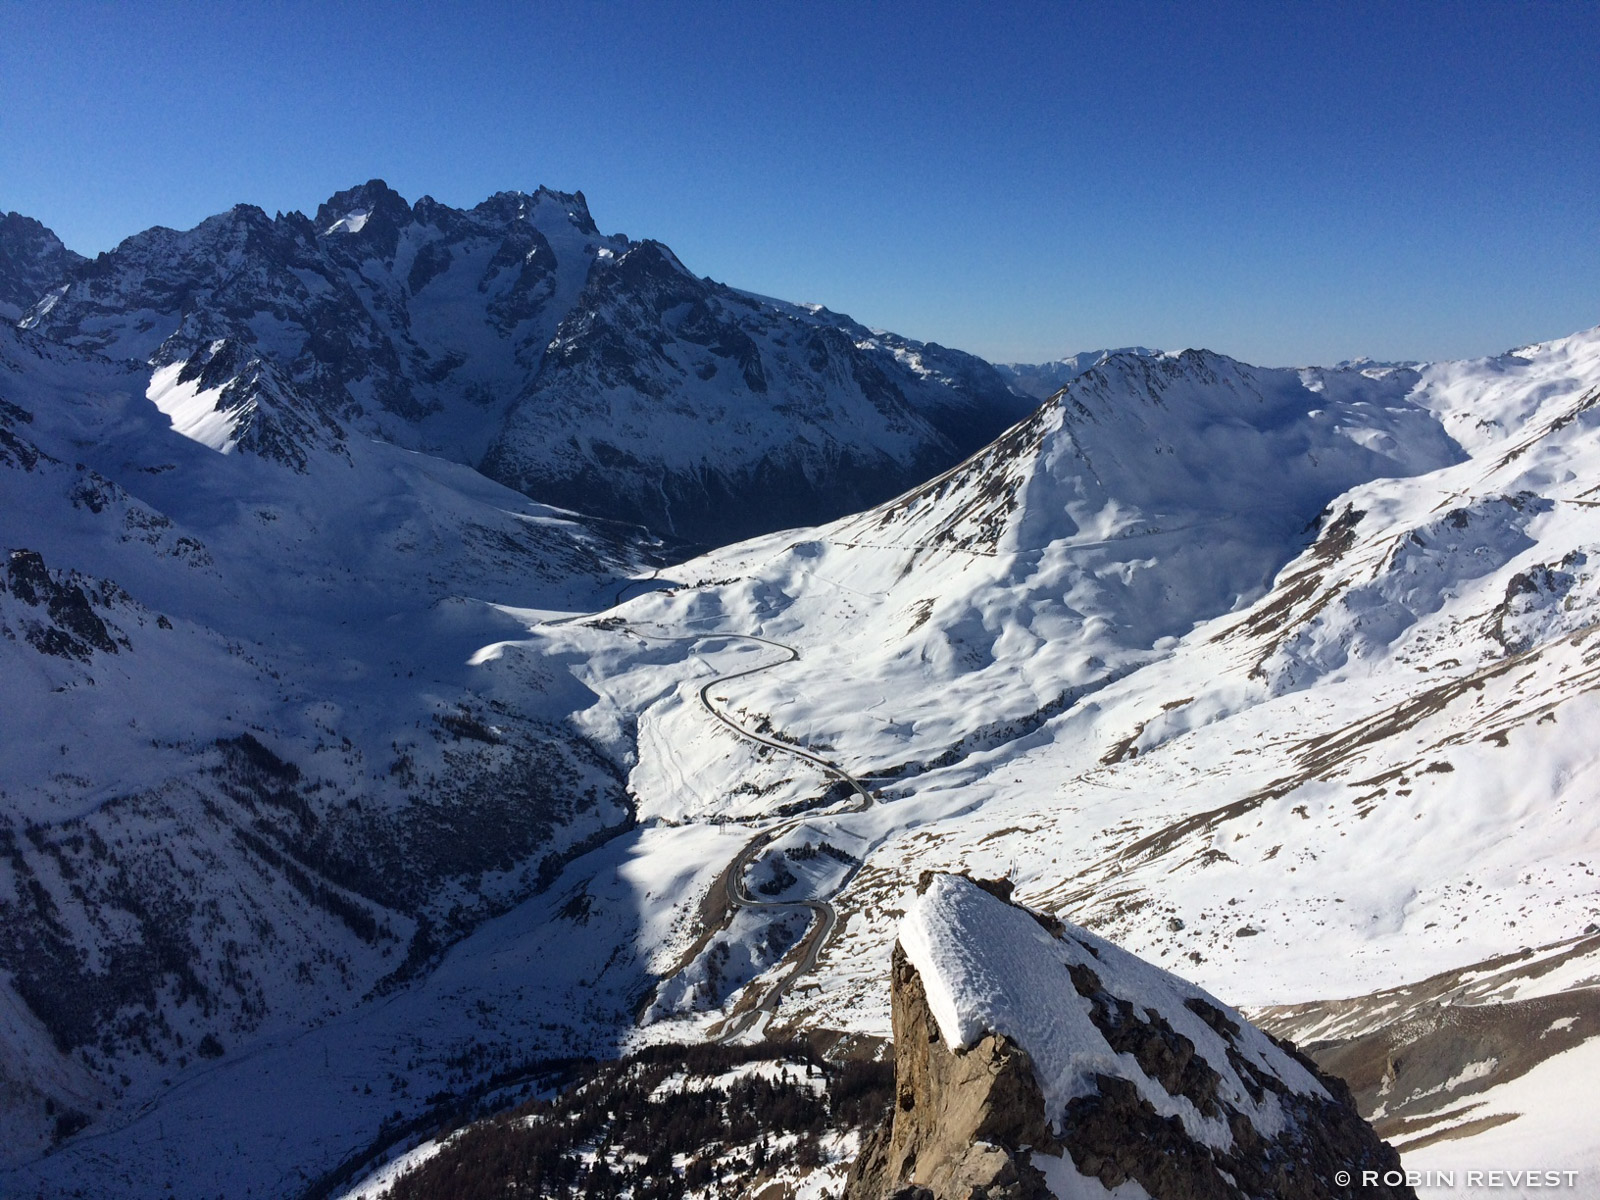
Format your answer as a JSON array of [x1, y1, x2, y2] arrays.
[[10, 183, 1031, 544], [0, 210, 85, 322], [5, 185, 1600, 1196]]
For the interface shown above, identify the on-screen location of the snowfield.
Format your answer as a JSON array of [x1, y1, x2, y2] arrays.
[[574, 328, 1600, 1188], [5, 187, 1600, 1195]]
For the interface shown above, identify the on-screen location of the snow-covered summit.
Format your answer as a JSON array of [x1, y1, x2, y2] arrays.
[[0, 210, 85, 322], [15, 185, 1028, 542], [861, 347, 1457, 558]]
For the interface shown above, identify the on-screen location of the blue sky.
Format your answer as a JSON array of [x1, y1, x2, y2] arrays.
[[3, 0, 1596, 365]]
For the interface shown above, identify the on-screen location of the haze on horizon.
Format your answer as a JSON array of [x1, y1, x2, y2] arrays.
[[3, 0, 1596, 368]]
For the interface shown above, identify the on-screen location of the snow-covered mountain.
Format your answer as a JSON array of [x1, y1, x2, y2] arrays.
[[581, 348, 1463, 805], [0, 210, 85, 322], [0, 317, 653, 1165], [995, 346, 1160, 401], [483, 255, 1027, 544], [19, 183, 633, 460], [502, 332, 1600, 1187], [852, 873, 1410, 1200], [6, 185, 1600, 1197], [17, 185, 1029, 543]]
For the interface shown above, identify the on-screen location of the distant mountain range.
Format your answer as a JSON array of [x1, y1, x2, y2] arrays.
[[7, 186, 1033, 545], [994, 345, 1160, 400]]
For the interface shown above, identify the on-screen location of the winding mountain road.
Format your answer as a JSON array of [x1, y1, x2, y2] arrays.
[[618, 623, 873, 1037]]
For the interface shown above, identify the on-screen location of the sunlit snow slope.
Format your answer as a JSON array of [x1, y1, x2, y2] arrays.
[[9, 300, 1600, 1196], [534, 331, 1600, 1186]]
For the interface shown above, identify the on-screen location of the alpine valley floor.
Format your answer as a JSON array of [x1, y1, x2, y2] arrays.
[[7, 307, 1600, 1193]]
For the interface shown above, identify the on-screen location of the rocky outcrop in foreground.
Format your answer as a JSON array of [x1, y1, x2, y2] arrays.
[[848, 874, 1415, 1200]]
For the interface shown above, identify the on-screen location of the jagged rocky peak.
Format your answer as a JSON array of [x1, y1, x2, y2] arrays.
[[159, 203, 292, 267], [12, 180, 1028, 542], [314, 177, 413, 240], [15, 180, 618, 442], [0, 211, 86, 321], [847, 873, 1413, 1200], [313, 181, 603, 252], [479, 238, 1029, 544], [468, 185, 602, 237], [543, 238, 703, 349]]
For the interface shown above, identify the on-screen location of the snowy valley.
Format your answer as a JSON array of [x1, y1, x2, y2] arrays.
[[1, 191, 1598, 1199]]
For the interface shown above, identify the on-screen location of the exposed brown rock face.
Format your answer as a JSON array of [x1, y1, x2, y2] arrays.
[[1254, 932, 1600, 1154], [846, 943, 1057, 1200], [847, 876, 1417, 1200]]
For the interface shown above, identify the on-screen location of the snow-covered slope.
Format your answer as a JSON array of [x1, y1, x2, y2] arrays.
[[19, 188, 1028, 543], [584, 348, 1463, 798], [493, 329, 1600, 1184], [0, 318, 650, 1165], [995, 346, 1160, 401], [9, 238, 1600, 1195], [1256, 930, 1600, 1180]]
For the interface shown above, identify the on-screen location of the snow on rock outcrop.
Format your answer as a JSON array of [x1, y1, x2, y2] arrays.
[[145, 338, 350, 470], [848, 874, 1412, 1200], [335, 1041, 888, 1200]]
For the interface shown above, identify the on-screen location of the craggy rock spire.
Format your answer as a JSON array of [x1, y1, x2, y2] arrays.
[[847, 873, 1415, 1200]]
